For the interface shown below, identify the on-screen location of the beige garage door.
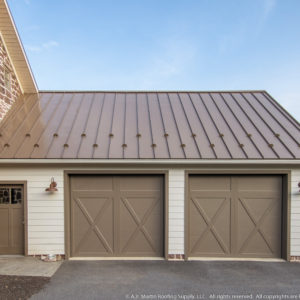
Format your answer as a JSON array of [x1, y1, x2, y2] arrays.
[[188, 175, 282, 258], [0, 185, 24, 255], [70, 175, 164, 257]]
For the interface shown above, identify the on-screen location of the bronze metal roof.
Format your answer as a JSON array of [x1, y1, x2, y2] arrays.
[[0, 91, 299, 159]]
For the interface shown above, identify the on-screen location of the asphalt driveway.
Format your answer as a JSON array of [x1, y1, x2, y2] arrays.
[[31, 260, 300, 300]]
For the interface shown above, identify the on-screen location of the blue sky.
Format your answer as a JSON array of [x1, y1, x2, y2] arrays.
[[7, 0, 300, 121]]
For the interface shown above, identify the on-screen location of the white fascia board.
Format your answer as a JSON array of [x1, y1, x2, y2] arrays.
[[0, 159, 300, 165]]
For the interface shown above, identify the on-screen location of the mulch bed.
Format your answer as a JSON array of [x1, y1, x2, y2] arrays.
[[0, 275, 50, 300]]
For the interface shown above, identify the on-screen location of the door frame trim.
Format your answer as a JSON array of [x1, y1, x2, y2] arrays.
[[184, 169, 291, 261], [0, 181, 28, 256], [64, 170, 169, 260]]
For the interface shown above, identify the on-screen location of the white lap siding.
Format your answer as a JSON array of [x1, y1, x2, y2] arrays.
[[291, 169, 300, 257], [168, 169, 185, 256], [0, 166, 299, 258], [0, 167, 64, 255]]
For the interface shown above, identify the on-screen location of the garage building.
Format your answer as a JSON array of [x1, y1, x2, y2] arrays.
[[0, 0, 300, 261]]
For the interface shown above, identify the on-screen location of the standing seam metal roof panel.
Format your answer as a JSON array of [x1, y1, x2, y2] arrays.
[[0, 91, 299, 159], [211, 93, 261, 159]]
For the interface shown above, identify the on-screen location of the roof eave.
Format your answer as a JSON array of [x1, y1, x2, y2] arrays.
[[0, 159, 300, 166]]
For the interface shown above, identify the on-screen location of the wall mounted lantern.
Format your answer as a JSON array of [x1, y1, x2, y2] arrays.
[[298, 182, 300, 192], [45, 177, 58, 192]]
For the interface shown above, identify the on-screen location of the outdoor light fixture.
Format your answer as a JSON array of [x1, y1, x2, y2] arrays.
[[298, 182, 300, 192], [45, 177, 58, 192]]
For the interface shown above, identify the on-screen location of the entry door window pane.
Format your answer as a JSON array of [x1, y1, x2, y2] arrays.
[[11, 188, 22, 204], [0, 186, 23, 205], [0, 188, 10, 204]]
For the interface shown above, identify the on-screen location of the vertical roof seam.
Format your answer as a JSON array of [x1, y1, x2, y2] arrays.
[[198, 93, 233, 158], [92, 93, 106, 158], [24, 94, 57, 157], [7, 94, 54, 157], [177, 93, 202, 158], [0, 94, 34, 131], [156, 93, 171, 158], [135, 93, 140, 159], [76, 93, 96, 158], [122, 93, 127, 159], [0, 94, 37, 150], [166, 93, 186, 158], [107, 93, 117, 158], [61, 93, 85, 158], [220, 93, 264, 158], [231, 93, 280, 158], [44, 93, 75, 158], [187, 93, 217, 158], [145, 93, 155, 158], [242, 93, 295, 158], [209, 93, 248, 159]]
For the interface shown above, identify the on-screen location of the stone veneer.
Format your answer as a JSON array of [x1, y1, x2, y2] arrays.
[[0, 35, 21, 120]]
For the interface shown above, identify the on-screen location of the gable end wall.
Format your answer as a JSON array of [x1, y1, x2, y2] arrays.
[[0, 34, 21, 120]]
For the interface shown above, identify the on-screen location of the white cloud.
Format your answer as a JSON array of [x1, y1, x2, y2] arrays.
[[134, 37, 198, 89], [42, 40, 59, 49], [25, 40, 59, 53], [25, 45, 41, 52]]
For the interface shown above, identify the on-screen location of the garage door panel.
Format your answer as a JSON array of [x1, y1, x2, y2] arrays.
[[70, 175, 164, 257], [237, 176, 282, 192], [213, 200, 231, 253], [71, 193, 114, 257], [236, 196, 281, 257], [121, 231, 157, 256], [72, 191, 113, 199], [194, 232, 228, 256], [119, 194, 162, 256], [119, 191, 161, 198], [190, 176, 231, 191], [119, 176, 161, 191], [189, 196, 231, 256], [191, 196, 230, 220], [237, 196, 275, 224], [238, 233, 274, 256], [238, 191, 281, 199], [121, 195, 160, 219], [77, 230, 113, 256], [119, 198, 140, 254], [73, 194, 113, 220], [71, 176, 114, 191], [189, 175, 282, 258], [189, 201, 207, 249]]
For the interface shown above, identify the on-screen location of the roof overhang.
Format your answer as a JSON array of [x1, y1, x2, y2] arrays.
[[0, 159, 300, 167], [0, 0, 38, 94]]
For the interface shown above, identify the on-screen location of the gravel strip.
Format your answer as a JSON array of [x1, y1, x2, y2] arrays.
[[0, 275, 50, 300]]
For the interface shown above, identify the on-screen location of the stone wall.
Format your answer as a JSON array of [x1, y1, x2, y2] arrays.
[[0, 35, 21, 120]]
